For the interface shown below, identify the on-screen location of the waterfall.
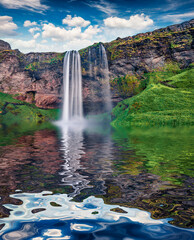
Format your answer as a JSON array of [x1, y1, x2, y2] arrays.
[[99, 44, 112, 112], [88, 48, 92, 77], [62, 51, 83, 122]]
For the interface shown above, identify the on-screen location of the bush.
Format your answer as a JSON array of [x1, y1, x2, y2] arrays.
[[111, 74, 141, 97]]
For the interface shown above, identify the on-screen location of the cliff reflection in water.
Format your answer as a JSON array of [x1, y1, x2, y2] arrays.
[[0, 129, 63, 194], [0, 122, 193, 227], [0, 122, 114, 198]]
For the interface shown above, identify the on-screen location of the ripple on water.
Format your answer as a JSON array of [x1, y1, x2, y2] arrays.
[[0, 192, 193, 240]]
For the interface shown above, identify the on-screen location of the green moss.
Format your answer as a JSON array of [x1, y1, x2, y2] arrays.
[[0, 92, 60, 125], [111, 74, 141, 97], [79, 42, 100, 57], [25, 53, 64, 71], [111, 68, 194, 127], [164, 68, 194, 89], [106, 28, 193, 61]]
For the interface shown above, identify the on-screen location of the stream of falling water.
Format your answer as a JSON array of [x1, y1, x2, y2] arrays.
[[62, 51, 83, 122], [99, 44, 113, 112]]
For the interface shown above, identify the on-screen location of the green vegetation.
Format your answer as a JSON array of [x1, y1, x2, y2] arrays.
[[25, 53, 64, 71], [106, 28, 193, 61], [111, 66, 194, 127], [0, 92, 59, 126], [112, 126, 194, 184], [111, 62, 183, 98], [0, 121, 57, 147], [111, 74, 141, 97]]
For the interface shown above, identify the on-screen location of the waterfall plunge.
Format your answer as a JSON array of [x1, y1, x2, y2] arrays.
[[88, 44, 112, 113], [62, 51, 83, 122], [99, 44, 112, 112]]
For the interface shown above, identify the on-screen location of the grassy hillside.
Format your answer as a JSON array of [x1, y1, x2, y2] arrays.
[[0, 92, 59, 125], [111, 68, 194, 127]]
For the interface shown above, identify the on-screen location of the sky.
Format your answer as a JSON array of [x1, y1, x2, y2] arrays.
[[0, 0, 193, 53]]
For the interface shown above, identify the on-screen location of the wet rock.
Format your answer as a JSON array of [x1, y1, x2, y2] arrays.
[[110, 207, 127, 213], [92, 211, 99, 215], [35, 94, 61, 109], [50, 202, 62, 207], [0, 224, 5, 230], [32, 208, 46, 214]]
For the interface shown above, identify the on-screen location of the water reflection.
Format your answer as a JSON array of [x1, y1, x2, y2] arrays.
[[0, 122, 193, 228], [58, 124, 90, 197], [0, 129, 63, 194], [1, 192, 193, 240], [56, 121, 113, 197]]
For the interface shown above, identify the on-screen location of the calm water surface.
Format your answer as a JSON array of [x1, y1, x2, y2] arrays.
[[0, 121, 193, 239]]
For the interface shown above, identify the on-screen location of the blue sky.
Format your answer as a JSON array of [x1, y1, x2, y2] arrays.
[[0, 0, 193, 53]]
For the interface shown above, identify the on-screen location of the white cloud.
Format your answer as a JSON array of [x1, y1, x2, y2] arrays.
[[33, 32, 40, 39], [0, 16, 18, 36], [65, 39, 93, 51], [162, 12, 194, 23], [0, 0, 49, 13], [3, 38, 57, 53], [104, 14, 153, 30], [86, 0, 117, 16], [3, 37, 91, 53], [42, 23, 82, 41], [81, 25, 101, 39], [42, 23, 101, 42], [163, 0, 194, 12], [102, 14, 154, 41], [41, 39, 47, 43], [1, 13, 155, 52], [4, 38, 36, 52], [29, 27, 41, 34], [62, 15, 90, 28], [24, 20, 37, 27]]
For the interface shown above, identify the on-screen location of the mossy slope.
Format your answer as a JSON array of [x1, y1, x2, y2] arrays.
[[0, 92, 59, 125], [111, 68, 194, 126]]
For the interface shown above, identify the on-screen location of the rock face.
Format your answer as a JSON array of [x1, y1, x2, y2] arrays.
[[106, 19, 194, 78], [0, 40, 11, 50], [80, 19, 194, 78], [0, 50, 64, 109], [0, 19, 193, 112]]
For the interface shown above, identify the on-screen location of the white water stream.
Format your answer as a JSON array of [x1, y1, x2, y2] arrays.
[[62, 51, 83, 122]]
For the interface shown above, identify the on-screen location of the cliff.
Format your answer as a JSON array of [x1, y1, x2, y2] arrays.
[[80, 19, 194, 106], [0, 19, 193, 113], [0, 48, 64, 109]]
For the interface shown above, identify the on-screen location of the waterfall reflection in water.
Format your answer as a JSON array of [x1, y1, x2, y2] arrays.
[[56, 121, 113, 198], [0, 122, 193, 236], [58, 123, 90, 197]]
